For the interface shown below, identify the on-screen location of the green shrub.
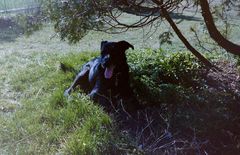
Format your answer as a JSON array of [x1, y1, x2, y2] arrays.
[[128, 49, 202, 86], [126, 50, 240, 154], [127, 49, 203, 105]]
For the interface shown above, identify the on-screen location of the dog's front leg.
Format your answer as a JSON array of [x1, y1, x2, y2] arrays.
[[89, 79, 110, 107], [64, 74, 81, 96], [89, 78, 105, 100], [64, 69, 89, 96]]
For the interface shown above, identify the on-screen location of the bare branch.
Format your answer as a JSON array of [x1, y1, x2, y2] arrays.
[[199, 0, 240, 55]]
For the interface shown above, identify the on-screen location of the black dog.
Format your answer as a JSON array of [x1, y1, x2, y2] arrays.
[[64, 40, 138, 110]]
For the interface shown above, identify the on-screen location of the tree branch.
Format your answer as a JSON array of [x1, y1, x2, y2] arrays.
[[199, 0, 240, 55], [158, 4, 216, 69]]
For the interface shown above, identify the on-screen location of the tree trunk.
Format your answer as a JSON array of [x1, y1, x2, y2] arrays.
[[200, 0, 240, 55], [159, 5, 215, 69]]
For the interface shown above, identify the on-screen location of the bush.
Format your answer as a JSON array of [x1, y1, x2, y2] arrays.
[[127, 49, 240, 154], [128, 49, 203, 85], [127, 49, 203, 105]]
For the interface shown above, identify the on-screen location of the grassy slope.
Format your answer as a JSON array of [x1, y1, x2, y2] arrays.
[[0, 0, 38, 10], [0, 51, 113, 154], [1, 47, 239, 154], [0, 13, 205, 122], [0, 10, 240, 154], [0, 46, 195, 154]]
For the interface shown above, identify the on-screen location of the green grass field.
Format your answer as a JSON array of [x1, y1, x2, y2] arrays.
[[0, 10, 240, 154], [0, 0, 38, 10]]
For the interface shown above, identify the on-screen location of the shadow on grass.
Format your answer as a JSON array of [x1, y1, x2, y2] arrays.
[[105, 83, 240, 154], [170, 12, 202, 21], [0, 17, 23, 43]]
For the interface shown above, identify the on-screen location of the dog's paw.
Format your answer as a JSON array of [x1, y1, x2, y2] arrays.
[[89, 90, 98, 100], [64, 89, 70, 97]]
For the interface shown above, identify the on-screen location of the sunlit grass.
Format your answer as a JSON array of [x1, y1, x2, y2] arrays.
[[0, 51, 114, 154], [0, 0, 38, 10], [0, 10, 240, 154]]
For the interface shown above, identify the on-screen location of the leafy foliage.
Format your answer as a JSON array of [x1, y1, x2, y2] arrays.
[[128, 49, 203, 104], [159, 31, 174, 46], [15, 13, 43, 35], [127, 49, 240, 154], [43, 0, 110, 43]]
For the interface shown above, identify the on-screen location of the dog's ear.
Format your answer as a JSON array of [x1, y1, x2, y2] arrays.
[[117, 40, 134, 51], [101, 41, 108, 51]]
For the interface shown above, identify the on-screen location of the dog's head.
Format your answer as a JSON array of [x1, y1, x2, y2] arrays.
[[100, 40, 134, 79]]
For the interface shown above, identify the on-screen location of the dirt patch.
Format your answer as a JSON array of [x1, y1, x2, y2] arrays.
[[204, 60, 240, 97]]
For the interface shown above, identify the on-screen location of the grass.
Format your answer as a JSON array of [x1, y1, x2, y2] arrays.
[[0, 10, 240, 154], [1, 47, 239, 154], [0, 0, 38, 10], [0, 51, 114, 154], [0, 49, 172, 154]]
